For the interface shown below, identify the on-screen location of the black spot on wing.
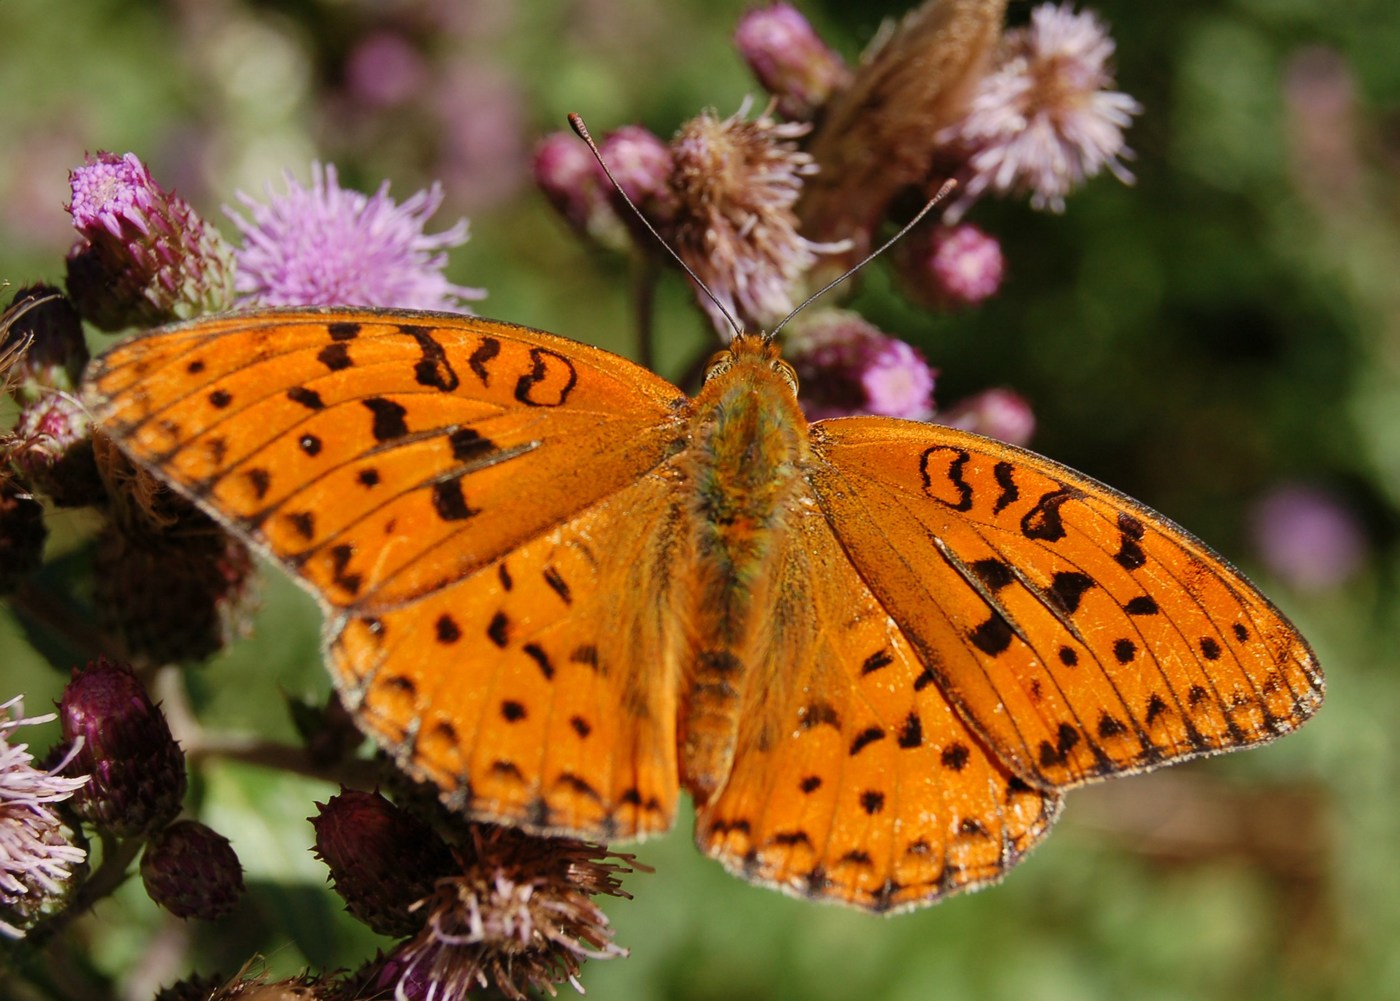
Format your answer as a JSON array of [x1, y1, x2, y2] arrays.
[[849, 726, 885, 756], [287, 386, 324, 411], [317, 342, 352, 371], [969, 613, 1014, 656], [920, 446, 973, 511], [401, 325, 459, 391], [431, 476, 477, 521], [1046, 571, 1095, 614], [364, 397, 409, 441], [971, 558, 1015, 591], [1114, 512, 1147, 570], [468, 337, 499, 385], [514, 347, 578, 407], [860, 649, 894, 675], [992, 460, 1019, 514], [1021, 487, 1077, 541]]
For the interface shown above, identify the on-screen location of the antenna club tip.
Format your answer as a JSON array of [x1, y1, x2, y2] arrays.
[[568, 113, 591, 142]]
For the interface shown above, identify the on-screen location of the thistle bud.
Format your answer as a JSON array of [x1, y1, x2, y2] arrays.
[[140, 819, 244, 920], [533, 131, 628, 251], [311, 790, 454, 937], [599, 124, 676, 225], [734, 3, 851, 120], [12, 394, 103, 508], [65, 151, 236, 331], [58, 658, 186, 837], [1, 286, 87, 405]]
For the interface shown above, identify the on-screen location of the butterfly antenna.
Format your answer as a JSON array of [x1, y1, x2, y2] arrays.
[[569, 112, 745, 340], [769, 179, 957, 339]]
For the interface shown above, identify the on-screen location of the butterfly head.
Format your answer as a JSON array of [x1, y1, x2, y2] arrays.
[[702, 332, 799, 397]]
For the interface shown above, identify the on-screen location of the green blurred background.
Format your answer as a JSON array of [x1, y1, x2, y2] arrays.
[[3, 0, 1399, 998]]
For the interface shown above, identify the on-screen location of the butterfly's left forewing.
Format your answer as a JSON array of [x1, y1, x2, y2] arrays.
[[87, 308, 693, 839], [805, 418, 1323, 792]]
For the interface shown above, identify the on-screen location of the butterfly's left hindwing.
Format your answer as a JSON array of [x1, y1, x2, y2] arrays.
[[806, 418, 1324, 792]]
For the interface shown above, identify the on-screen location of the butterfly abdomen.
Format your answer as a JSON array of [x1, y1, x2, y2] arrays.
[[678, 340, 811, 799]]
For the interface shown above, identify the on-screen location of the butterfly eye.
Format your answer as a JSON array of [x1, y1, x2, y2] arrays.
[[703, 350, 734, 382], [772, 358, 799, 395]]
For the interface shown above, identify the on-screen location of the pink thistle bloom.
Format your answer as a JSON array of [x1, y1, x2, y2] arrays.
[[786, 309, 936, 421], [939, 387, 1037, 446], [65, 151, 236, 330], [669, 103, 846, 336], [1, 697, 88, 939], [898, 223, 1006, 309], [227, 163, 485, 311], [939, 3, 1142, 217]]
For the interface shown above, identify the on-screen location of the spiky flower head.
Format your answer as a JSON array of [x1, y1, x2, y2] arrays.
[[311, 789, 455, 937], [785, 309, 936, 421], [226, 163, 485, 311], [1, 696, 89, 939], [58, 658, 186, 837], [373, 825, 641, 1001], [65, 151, 236, 330], [938, 2, 1142, 216], [140, 819, 245, 920], [896, 222, 1005, 309], [735, 3, 852, 121], [1, 286, 87, 405], [668, 103, 844, 336], [939, 387, 1036, 445]]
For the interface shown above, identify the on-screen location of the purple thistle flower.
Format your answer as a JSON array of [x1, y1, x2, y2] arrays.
[[786, 310, 936, 421], [1, 696, 89, 939], [65, 151, 236, 330], [939, 3, 1142, 217], [226, 163, 485, 311]]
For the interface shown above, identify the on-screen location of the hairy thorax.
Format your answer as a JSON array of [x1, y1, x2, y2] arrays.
[[676, 335, 812, 799]]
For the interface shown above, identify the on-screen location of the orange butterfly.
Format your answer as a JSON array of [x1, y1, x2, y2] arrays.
[[84, 307, 1322, 912]]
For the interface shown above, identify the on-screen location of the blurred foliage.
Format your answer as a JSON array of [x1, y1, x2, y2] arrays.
[[2, 0, 1399, 999]]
